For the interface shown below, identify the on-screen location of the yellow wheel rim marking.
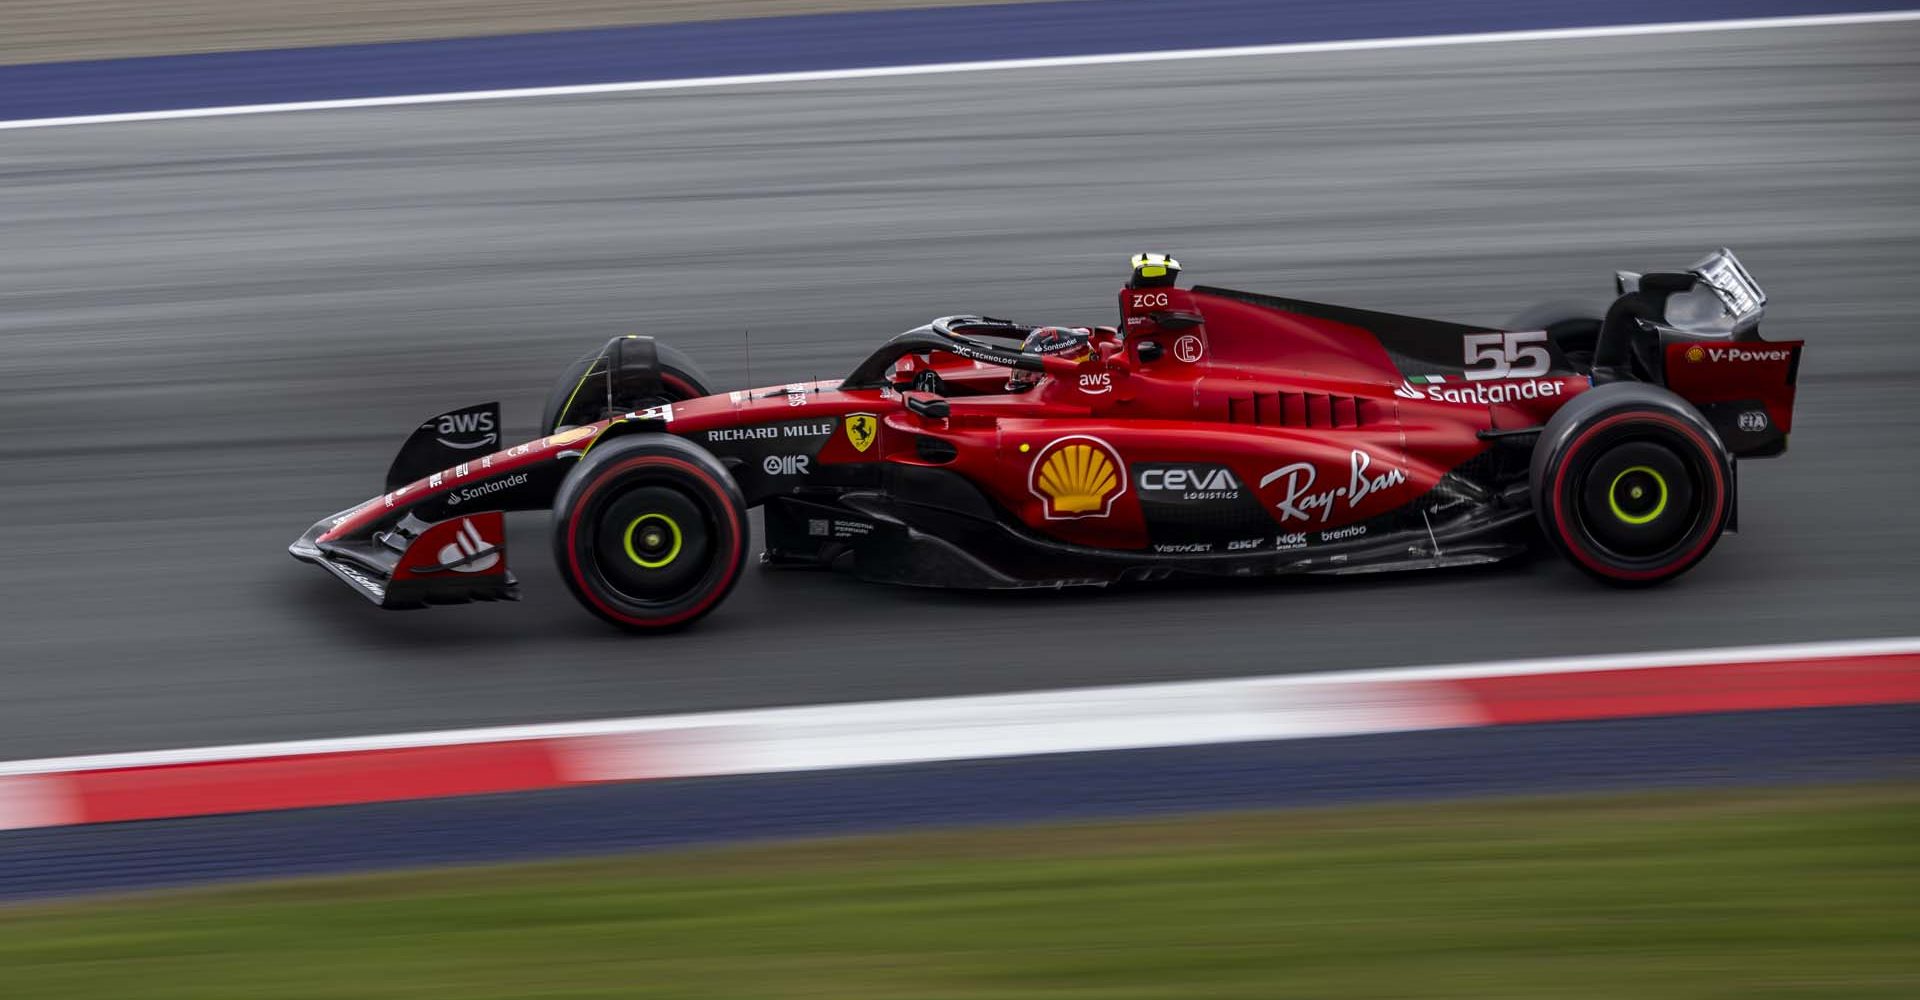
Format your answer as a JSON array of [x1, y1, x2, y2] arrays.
[[1608, 466, 1668, 525], [622, 513, 683, 568]]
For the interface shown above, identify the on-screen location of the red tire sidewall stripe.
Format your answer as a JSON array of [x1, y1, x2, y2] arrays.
[[564, 454, 744, 627], [661, 373, 700, 400], [1549, 411, 1727, 581]]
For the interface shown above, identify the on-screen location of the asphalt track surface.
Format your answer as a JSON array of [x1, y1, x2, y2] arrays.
[[2, 22, 1916, 759]]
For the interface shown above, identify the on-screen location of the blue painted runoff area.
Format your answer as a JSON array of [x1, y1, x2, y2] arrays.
[[2, 703, 1913, 899], [0, 0, 1909, 122]]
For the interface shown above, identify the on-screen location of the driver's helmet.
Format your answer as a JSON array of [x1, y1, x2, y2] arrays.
[[1007, 325, 1093, 391], [1128, 252, 1181, 289]]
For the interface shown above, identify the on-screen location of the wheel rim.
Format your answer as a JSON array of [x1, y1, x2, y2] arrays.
[[1606, 465, 1668, 525], [1572, 434, 1705, 564], [623, 513, 683, 569], [591, 485, 713, 602]]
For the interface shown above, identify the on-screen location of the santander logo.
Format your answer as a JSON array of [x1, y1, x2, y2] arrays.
[[436, 518, 500, 573]]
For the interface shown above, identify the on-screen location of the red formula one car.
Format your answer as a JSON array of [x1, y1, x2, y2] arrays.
[[292, 251, 1802, 631]]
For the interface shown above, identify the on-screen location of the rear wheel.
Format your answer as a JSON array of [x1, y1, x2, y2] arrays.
[[540, 342, 714, 435], [1507, 300, 1603, 374], [1531, 384, 1731, 586], [552, 436, 749, 631]]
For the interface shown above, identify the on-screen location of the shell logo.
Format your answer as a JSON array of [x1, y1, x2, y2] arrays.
[[1685, 345, 1706, 363], [1029, 435, 1127, 519], [545, 425, 597, 448]]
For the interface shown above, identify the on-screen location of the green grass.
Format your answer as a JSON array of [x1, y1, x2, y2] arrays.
[[3, 783, 1917, 999]]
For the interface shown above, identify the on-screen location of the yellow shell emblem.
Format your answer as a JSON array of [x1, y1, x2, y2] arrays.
[[545, 425, 597, 448], [1029, 436, 1126, 519], [1685, 345, 1706, 363]]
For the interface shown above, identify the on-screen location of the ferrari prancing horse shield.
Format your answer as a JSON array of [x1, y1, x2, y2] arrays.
[[844, 413, 877, 453]]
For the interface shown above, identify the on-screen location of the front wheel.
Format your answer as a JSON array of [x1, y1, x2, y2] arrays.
[[540, 341, 714, 435], [552, 436, 749, 631], [1531, 383, 1732, 586]]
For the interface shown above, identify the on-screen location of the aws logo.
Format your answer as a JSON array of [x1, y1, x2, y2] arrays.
[[1028, 435, 1127, 519], [432, 409, 497, 450]]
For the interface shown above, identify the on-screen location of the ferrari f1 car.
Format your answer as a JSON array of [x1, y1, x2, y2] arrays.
[[292, 250, 1802, 631]]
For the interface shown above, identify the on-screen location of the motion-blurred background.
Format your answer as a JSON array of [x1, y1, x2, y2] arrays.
[[0, 1, 1915, 996]]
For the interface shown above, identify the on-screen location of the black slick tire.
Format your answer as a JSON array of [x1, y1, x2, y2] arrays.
[[552, 435, 749, 631], [1530, 382, 1732, 586], [540, 342, 715, 435]]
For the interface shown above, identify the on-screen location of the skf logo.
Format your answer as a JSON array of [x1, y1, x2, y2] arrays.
[[1685, 345, 1706, 363], [844, 413, 877, 453], [1029, 436, 1126, 519]]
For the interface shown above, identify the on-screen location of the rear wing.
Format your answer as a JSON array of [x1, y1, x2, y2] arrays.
[[1663, 338, 1803, 459], [1630, 249, 1798, 458]]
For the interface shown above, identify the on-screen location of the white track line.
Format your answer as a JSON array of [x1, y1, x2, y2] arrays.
[[3, 636, 1914, 776], [3, 10, 1916, 131]]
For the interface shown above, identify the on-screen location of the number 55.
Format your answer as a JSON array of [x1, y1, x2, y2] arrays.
[[1463, 331, 1550, 381]]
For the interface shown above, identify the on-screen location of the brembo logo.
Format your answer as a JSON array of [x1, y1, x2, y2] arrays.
[[433, 410, 497, 450], [1029, 436, 1127, 519]]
